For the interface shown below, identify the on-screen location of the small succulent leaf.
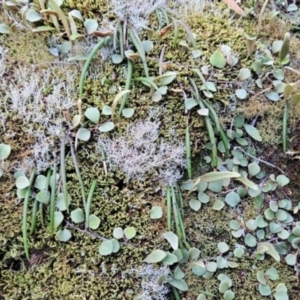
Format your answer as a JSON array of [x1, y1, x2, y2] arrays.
[[124, 227, 136, 239], [113, 227, 124, 239], [144, 249, 167, 263], [210, 50, 226, 68], [0, 143, 11, 160], [88, 214, 100, 229], [70, 208, 84, 223], [150, 206, 163, 219], [56, 228, 72, 242], [85, 107, 100, 124], [244, 124, 262, 141], [99, 240, 113, 256]]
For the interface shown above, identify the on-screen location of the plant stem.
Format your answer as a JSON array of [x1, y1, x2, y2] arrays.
[[22, 169, 36, 260], [50, 165, 57, 235], [282, 102, 288, 153], [60, 135, 69, 213], [85, 180, 97, 229], [79, 38, 108, 97], [119, 59, 133, 113]]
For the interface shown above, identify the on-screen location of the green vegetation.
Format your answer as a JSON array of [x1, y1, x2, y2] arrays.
[[1, 0, 300, 299]]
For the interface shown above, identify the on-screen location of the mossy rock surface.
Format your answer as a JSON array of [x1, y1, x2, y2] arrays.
[[1, 1, 300, 299]]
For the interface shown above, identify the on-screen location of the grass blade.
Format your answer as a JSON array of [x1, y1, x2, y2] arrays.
[[50, 165, 57, 235], [185, 125, 192, 179], [282, 102, 288, 153], [60, 135, 69, 213], [85, 180, 97, 229], [119, 59, 133, 113], [22, 169, 36, 260], [79, 38, 108, 97], [166, 186, 171, 231]]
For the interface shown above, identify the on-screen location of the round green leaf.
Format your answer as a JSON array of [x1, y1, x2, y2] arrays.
[[246, 219, 257, 230], [218, 274, 232, 286], [141, 40, 153, 53], [233, 247, 244, 258], [26, 9, 42, 22], [34, 175, 47, 190], [122, 108, 135, 118], [169, 279, 188, 291], [256, 229, 265, 240], [257, 270, 267, 285], [89, 214, 100, 229], [210, 50, 226, 68], [217, 256, 228, 269], [264, 208, 275, 220], [0, 23, 10, 34], [36, 190, 50, 204], [276, 209, 288, 222], [198, 192, 210, 203], [245, 233, 256, 247], [163, 231, 178, 250], [56, 228, 72, 242], [189, 199, 201, 211], [225, 192, 240, 207], [285, 253, 296, 265], [256, 215, 268, 228], [224, 290, 235, 300], [99, 240, 113, 256], [77, 128, 91, 141], [150, 206, 163, 219], [277, 229, 290, 240], [238, 68, 251, 80], [72, 114, 81, 128], [85, 107, 100, 124], [56, 193, 71, 211], [213, 199, 225, 210], [219, 281, 230, 293], [218, 242, 229, 254], [99, 121, 115, 132], [244, 124, 262, 141], [233, 115, 245, 128], [248, 162, 260, 176], [265, 91, 280, 101], [185, 97, 198, 110], [113, 227, 124, 239], [259, 284, 271, 296], [16, 176, 30, 189], [162, 252, 178, 265], [265, 267, 279, 280], [229, 220, 240, 230], [112, 54, 123, 64], [70, 208, 84, 223], [54, 211, 64, 229], [0, 143, 11, 159], [84, 19, 98, 34], [197, 294, 207, 300], [206, 261, 217, 272], [192, 49, 202, 58], [124, 227, 136, 239], [144, 249, 167, 263], [111, 238, 120, 253], [189, 247, 201, 260], [276, 175, 290, 187], [235, 88, 248, 99], [192, 262, 206, 276], [102, 105, 112, 115], [274, 290, 289, 300], [152, 91, 162, 102]]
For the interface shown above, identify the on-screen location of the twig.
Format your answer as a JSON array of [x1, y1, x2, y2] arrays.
[[65, 221, 108, 241], [234, 146, 285, 174]]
